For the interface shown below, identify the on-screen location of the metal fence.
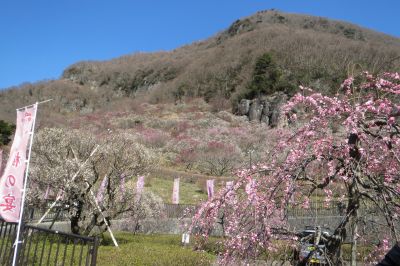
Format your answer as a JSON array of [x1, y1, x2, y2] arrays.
[[24, 206, 69, 223], [163, 203, 197, 218], [21, 201, 352, 221], [162, 202, 346, 219], [0, 221, 18, 265], [0, 219, 98, 266]]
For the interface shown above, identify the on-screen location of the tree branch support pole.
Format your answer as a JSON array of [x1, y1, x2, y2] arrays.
[[88, 188, 119, 247], [36, 145, 99, 224]]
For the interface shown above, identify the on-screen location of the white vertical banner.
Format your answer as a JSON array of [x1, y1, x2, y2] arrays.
[[0, 104, 36, 222], [226, 181, 233, 190], [206, 179, 214, 199], [135, 175, 145, 202], [172, 177, 180, 204]]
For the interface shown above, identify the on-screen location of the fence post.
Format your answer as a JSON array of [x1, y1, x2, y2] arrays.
[[12, 220, 24, 266], [91, 237, 99, 266]]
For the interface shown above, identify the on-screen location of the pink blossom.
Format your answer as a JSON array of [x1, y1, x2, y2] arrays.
[[190, 72, 400, 264]]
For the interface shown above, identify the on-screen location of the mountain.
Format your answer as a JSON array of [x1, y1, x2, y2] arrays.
[[1, 10, 400, 125]]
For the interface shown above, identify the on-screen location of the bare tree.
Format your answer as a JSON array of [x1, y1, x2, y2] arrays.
[[28, 128, 156, 235]]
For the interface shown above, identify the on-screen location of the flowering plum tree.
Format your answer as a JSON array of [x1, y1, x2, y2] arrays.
[[190, 72, 400, 265], [28, 128, 156, 235]]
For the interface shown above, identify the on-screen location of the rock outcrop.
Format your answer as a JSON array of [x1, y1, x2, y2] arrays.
[[237, 92, 288, 127]]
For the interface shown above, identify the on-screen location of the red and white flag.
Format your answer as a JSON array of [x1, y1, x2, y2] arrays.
[[207, 179, 214, 199], [172, 177, 179, 204], [0, 105, 36, 222]]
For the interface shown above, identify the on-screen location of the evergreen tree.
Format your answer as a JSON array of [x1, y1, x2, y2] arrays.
[[247, 53, 281, 98], [0, 120, 15, 146]]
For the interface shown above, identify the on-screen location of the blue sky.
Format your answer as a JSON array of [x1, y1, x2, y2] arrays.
[[0, 0, 399, 90]]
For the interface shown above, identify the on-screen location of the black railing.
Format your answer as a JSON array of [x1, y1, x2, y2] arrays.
[[163, 203, 197, 218], [0, 219, 98, 266], [24, 206, 68, 223], [0, 221, 18, 265]]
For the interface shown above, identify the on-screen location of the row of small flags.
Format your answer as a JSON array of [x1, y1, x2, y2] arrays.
[[20, 172, 228, 206], [173, 177, 215, 204], [135, 176, 233, 204]]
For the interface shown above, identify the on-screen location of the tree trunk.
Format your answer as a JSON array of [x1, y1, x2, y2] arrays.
[[327, 237, 344, 265], [70, 215, 80, 235], [70, 196, 84, 235], [83, 213, 102, 236]]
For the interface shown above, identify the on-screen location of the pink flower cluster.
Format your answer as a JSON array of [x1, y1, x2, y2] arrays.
[[190, 73, 400, 264]]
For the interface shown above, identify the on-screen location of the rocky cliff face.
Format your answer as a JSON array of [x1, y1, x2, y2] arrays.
[[237, 92, 288, 127]]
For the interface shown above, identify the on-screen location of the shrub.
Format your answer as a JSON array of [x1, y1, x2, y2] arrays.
[[137, 127, 169, 148]]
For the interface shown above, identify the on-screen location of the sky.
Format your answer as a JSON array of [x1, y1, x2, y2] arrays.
[[0, 0, 399, 90]]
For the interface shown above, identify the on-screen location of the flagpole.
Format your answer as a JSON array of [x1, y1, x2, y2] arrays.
[[12, 102, 38, 266], [16, 99, 52, 111]]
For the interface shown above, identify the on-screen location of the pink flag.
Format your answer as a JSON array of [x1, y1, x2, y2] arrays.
[[207, 179, 214, 199], [172, 177, 180, 204], [0, 150, 3, 176], [43, 185, 51, 200], [120, 174, 126, 196], [96, 175, 108, 202], [135, 175, 145, 202], [0, 105, 36, 222]]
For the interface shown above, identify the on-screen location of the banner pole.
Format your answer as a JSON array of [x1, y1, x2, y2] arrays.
[[12, 102, 38, 266], [16, 99, 52, 111]]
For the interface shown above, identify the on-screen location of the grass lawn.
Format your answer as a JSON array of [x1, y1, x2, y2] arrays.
[[97, 233, 215, 266], [2, 230, 377, 265]]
